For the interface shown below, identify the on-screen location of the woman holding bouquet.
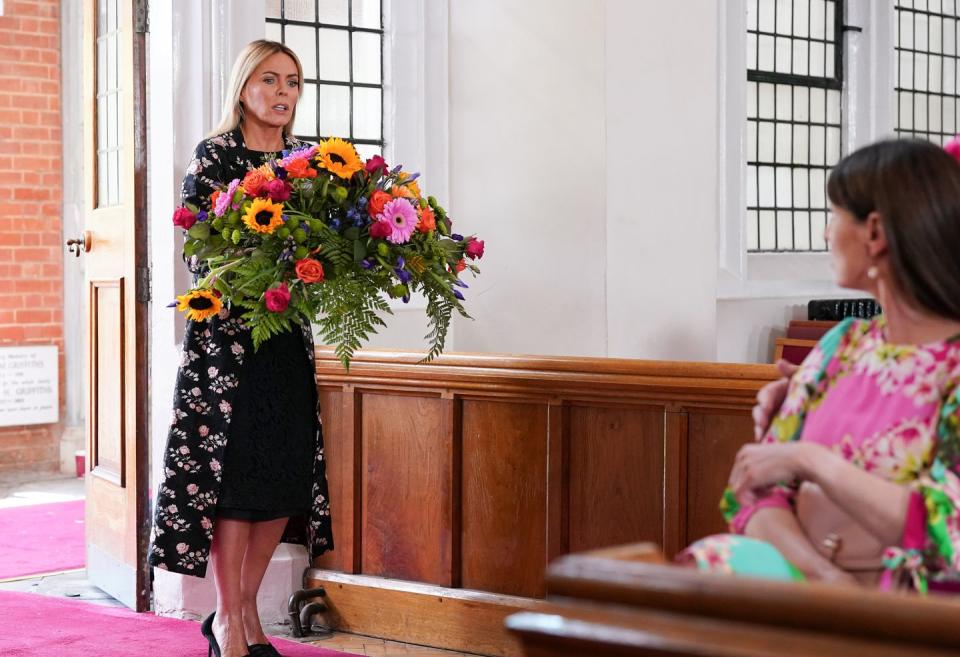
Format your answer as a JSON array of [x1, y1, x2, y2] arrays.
[[148, 40, 333, 657]]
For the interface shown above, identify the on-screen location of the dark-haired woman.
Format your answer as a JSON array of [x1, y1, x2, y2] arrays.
[[684, 139, 960, 592]]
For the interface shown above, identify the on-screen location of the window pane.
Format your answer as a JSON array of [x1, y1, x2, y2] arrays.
[[352, 0, 381, 28], [318, 0, 349, 25], [353, 87, 381, 140], [353, 32, 381, 84], [294, 82, 318, 137], [286, 25, 318, 79], [318, 84, 350, 137], [266, 21, 281, 43], [284, 0, 316, 22], [266, 0, 281, 19], [318, 28, 350, 81]]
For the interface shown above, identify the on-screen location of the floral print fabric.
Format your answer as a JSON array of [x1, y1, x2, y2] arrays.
[[147, 129, 334, 577], [719, 317, 960, 590]]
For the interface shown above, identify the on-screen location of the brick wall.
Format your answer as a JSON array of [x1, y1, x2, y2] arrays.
[[0, 0, 64, 473]]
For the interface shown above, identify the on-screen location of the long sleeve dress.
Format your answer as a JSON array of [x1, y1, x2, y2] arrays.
[[148, 127, 334, 577], [685, 317, 960, 592]]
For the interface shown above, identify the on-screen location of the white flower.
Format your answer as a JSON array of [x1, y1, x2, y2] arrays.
[[207, 367, 218, 378]]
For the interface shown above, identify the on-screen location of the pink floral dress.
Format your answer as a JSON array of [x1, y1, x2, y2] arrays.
[[712, 317, 960, 592]]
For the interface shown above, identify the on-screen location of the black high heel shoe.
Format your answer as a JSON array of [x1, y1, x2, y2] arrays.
[[248, 643, 282, 657], [200, 612, 220, 657], [201, 612, 253, 657]]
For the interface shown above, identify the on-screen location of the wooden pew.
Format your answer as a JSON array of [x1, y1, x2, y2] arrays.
[[306, 349, 776, 655], [506, 543, 960, 656]]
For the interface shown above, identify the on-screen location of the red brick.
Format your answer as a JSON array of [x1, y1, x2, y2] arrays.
[[14, 309, 52, 323]]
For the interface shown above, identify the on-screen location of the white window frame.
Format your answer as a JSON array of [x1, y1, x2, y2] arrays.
[[717, 0, 896, 300]]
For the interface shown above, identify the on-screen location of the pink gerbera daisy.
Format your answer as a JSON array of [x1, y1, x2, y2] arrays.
[[378, 198, 418, 244]]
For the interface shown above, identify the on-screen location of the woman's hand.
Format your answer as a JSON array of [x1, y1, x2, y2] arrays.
[[752, 359, 798, 439], [729, 442, 825, 505]]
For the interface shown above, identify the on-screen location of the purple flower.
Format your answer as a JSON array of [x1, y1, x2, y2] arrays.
[[453, 289, 465, 301], [196, 210, 208, 223], [402, 294, 410, 304], [395, 268, 412, 284], [396, 256, 406, 269], [451, 233, 463, 241], [453, 279, 469, 288], [166, 300, 178, 308], [406, 172, 421, 182], [360, 259, 374, 269], [390, 164, 403, 174]]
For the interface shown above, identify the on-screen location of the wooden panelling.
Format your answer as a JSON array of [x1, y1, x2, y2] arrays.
[[90, 278, 125, 486], [310, 349, 777, 654], [360, 393, 451, 585], [685, 408, 755, 542], [461, 399, 549, 598], [567, 405, 665, 553]]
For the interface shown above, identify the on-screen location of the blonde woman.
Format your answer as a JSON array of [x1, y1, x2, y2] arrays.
[[148, 40, 334, 657]]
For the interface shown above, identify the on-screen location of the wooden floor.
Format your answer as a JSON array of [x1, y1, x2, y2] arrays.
[[305, 632, 477, 656]]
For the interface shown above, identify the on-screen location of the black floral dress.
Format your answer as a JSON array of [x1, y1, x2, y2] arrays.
[[148, 128, 334, 577]]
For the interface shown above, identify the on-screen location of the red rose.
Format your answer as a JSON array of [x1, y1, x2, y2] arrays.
[[173, 207, 197, 230], [365, 155, 388, 175], [265, 178, 292, 202], [264, 282, 291, 312], [294, 258, 324, 284], [369, 219, 392, 239], [465, 237, 485, 260], [367, 190, 392, 218]]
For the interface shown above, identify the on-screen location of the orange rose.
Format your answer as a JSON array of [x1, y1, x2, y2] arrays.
[[242, 169, 273, 197], [417, 206, 436, 233], [391, 184, 415, 199], [454, 258, 466, 273], [294, 258, 324, 284], [210, 189, 221, 209], [285, 158, 318, 179], [367, 190, 392, 218]]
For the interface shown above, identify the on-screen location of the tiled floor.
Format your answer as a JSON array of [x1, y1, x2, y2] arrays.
[[0, 470, 479, 657]]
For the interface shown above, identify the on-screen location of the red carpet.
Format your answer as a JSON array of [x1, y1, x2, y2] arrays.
[[0, 590, 356, 656], [0, 500, 85, 580]]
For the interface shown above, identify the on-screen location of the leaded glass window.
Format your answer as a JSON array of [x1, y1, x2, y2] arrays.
[[895, 0, 960, 144], [746, 0, 844, 252], [266, 0, 384, 159]]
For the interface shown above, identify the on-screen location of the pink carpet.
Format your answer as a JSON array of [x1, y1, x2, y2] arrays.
[[0, 500, 85, 580], [0, 590, 356, 656]]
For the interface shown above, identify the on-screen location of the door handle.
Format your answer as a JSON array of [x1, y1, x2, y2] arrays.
[[66, 231, 92, 257]]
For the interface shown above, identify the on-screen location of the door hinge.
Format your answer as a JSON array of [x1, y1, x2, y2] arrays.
[[136, 265, 152, 303], [135, 0, 149, 34]]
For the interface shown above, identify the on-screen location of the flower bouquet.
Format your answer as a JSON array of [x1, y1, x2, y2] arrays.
[[172, 138, 484, 368]]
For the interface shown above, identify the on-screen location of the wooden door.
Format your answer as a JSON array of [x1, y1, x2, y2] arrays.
[[80, 0, 149, 611]]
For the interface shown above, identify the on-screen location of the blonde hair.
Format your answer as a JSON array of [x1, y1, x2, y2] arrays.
[[209, 39, 304, 138]]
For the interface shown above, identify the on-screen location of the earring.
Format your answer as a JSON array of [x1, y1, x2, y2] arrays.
[[867, 265, 879, 280]]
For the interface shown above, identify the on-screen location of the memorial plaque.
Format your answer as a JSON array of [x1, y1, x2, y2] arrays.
[[0, 345, 59, 427]]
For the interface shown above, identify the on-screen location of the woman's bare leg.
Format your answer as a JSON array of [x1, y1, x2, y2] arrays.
[[239, 517, 289, 645], [211, 518, 253, 657]]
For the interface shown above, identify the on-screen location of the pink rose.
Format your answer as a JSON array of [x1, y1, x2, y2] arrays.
[[265, 178, 292, 202], [369, 219, 392, 239], [365, 154, 388, 175], [264, 282, 291, 313], [186, 484, 199, 494], [173, 207, 197, 230], [465, 237, 485, 260]]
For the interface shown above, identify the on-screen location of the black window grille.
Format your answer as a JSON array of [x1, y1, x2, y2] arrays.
[[895, 0, 960, 144], [746, 0, 844, 252], [266, 0, 384, 159]]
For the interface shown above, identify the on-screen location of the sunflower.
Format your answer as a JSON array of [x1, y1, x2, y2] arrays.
[[176, 289, 222, 322], [242, 198, 285, 234], [316, 138, 364, 179]]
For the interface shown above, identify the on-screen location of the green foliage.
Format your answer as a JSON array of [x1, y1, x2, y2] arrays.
[[314, 274, 392, 369]]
